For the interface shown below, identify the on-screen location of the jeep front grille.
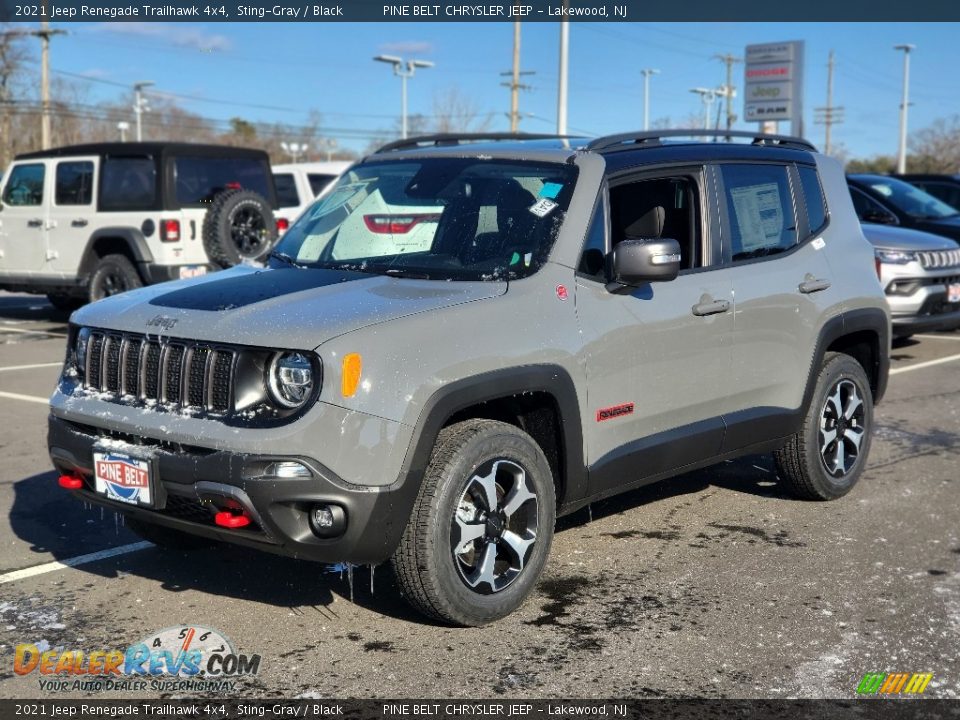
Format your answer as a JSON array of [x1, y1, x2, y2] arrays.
[[917, 248, 960, 270], [82, 331, 235, 414]]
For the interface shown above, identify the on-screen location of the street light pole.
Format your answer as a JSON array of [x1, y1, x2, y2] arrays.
[[641, 68, 659, 131], [894, 44, 915, 174], [133, 81, 154, 142], [557, 12, 569, 135], [374, 55, 434, 140]]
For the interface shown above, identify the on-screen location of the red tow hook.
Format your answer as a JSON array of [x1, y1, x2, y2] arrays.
[[58, 474, 83, 490], [214, 511, 251, 529]]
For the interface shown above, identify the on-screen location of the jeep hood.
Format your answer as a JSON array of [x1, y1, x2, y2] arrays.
[[71, 265, 507, 348], [861, 223, 959, 251]]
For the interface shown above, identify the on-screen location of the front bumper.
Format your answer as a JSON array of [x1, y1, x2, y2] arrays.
[[48, 414, 419, 564]]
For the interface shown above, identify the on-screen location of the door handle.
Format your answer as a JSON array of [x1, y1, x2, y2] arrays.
[[799, 277, 831, 294], [27, 219, 43, 228], [692, 298, 731, 316], [71, 219, 88, 228]]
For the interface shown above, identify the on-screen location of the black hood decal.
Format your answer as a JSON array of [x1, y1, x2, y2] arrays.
[[149, 267, 366, 311]]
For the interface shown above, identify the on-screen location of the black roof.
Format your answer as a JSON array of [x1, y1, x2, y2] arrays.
[[15, 142, 270, 161], [602, 142, 814, 174]]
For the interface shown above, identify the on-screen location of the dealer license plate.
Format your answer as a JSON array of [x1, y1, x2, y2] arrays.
[[93, 449, 153, 507], [948, 283, 960, 304]]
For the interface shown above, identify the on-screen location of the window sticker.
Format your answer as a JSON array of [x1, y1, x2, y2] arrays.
[[529, 198, 558, 218], [538, 182, 563, 199], [730, 182, 783, 250]]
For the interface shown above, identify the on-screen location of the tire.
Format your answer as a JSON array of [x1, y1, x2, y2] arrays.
[[390, 419, 556, 626], [774, 352, 874, 500], [126, 517, 213, 550], [46, 293, 85, 312], [88, 254, 143, 303], [202, 189, 277, 268]]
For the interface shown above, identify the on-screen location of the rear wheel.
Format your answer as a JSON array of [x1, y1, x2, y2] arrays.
[[391, 419, 556, 626], [88, 254, 142, 303], [774, 352, 874, 500], [126, 517, 213, 550]]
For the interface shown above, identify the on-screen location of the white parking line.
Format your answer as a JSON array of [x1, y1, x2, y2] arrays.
[[0, 361, 63, 372], [0, 390, 49, 405], [914, 334, 960, 342], [0, 542, 154, 585], [0, 326, 67, 337], [890, 353, 960, 375]]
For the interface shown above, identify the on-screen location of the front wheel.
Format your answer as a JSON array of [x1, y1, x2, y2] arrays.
[[774, 351, 874, 500], [391, 419, 556, 626]]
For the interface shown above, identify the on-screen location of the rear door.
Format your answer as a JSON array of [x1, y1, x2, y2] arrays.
[[575, 166, 734, 495], [715, 161, 840, 451], [47, 156, 98, 275], [0, 161, 50, 275]]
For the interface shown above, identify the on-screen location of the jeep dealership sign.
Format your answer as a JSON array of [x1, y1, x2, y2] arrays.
[[744, 41, 804, 136]]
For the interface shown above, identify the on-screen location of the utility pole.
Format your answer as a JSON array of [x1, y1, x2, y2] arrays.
[[713, 53, 742, 132], [894, 44, 915, 174], [133, 81, 154, 142], [8, 15, 66, 150], [502, 20, 534, 133], [814, 50, 845, 155], [557, 10, 569, 135], [640, 68, 659, 131]]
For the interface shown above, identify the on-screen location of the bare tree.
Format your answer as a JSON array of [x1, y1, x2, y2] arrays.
[[0, 26, 30, 168], [910, 115, 960, 173], [432, 87, 493, 134]]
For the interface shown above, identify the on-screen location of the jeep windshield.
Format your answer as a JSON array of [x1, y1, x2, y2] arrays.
[[269, 158, 578, 281]]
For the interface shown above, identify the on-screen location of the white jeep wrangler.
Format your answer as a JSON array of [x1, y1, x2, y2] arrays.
[[0, 142, 279, 310]]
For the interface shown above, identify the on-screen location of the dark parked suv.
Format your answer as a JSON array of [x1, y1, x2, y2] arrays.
[[50, 131, 890, 625]]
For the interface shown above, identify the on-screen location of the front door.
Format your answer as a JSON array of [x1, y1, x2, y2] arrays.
[[0, 161, 50, 275], [575, 168, 734, 496]]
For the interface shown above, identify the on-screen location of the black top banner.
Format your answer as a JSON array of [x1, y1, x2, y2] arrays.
[[1, 0, 959, 21]]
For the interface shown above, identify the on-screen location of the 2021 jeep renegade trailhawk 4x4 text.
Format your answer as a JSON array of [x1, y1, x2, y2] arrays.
[[48, 131, 890, 625]]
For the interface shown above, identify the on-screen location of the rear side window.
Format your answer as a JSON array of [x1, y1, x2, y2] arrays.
[[797, 166, 827, 233], [173, 156, 271, 206], [721, 164, 797, 262], [2, 164, 45, 206], [274, 173, 300, 208], [100, 156, 157, 211], [56, 161, 94, 206], [308, 173, 337, 196]]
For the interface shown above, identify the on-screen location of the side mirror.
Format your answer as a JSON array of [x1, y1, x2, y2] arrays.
[[862, 208, 897, 226], [609, 238, 681, 289]]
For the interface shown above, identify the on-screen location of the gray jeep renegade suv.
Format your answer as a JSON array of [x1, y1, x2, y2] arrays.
[[48, 131, 891, 626]]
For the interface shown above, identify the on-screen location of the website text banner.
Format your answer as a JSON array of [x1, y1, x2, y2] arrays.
[[2, 0, 960, 22], [0, 699, 956, 719]]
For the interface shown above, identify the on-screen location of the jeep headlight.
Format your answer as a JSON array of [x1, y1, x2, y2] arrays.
[[266, 352, 316, 409], [875, 249, 915, 264]]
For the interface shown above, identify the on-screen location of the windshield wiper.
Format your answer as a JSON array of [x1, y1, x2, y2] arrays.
[[268, 250, 306, 268], [383, 268, 432, 280]]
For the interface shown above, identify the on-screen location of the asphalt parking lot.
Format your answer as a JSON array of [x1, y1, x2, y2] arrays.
[[0, 290, 957, 700]]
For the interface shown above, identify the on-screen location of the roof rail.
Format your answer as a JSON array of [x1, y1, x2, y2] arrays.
[[374, 133, 574, 154], [586, 130, 817, 153]]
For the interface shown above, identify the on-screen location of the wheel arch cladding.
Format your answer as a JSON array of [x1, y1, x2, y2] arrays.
[[806, 308, 890, 408], [400, 365, 587, 511], [79, 228, 153, 278]]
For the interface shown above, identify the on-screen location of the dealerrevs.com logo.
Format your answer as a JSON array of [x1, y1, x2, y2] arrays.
[[14, 625, 260, 693]]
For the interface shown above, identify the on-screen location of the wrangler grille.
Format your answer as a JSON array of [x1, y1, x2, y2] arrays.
[[917, 248, 960, 270], [82, 332, 235, 414]]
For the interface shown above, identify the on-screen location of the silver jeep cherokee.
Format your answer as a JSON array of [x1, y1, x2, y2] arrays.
[[48, 131, 891, 626]]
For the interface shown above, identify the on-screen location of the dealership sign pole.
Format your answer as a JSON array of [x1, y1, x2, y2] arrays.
[[744, 41, 805, 138]]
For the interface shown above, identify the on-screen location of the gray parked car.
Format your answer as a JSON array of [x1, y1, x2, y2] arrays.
[[863, 223, 960, 337], [49, 131, 890, 625]]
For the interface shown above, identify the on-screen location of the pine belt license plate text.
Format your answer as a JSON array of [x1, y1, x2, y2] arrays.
[[948, 283, 960, 303], [93, 450, 153, 507], [179, 265, 207, 279]]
